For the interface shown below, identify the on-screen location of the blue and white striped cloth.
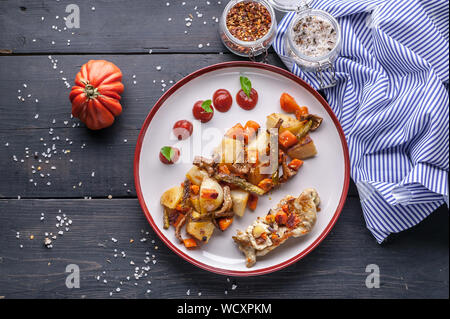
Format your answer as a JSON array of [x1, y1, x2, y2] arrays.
[[273, 0, 449, 243]]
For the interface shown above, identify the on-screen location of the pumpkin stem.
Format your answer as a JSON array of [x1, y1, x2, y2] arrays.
[[84, 84, 99, 99]]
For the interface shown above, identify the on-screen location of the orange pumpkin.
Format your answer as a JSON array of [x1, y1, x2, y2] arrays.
[[69, 60, 124, 130]]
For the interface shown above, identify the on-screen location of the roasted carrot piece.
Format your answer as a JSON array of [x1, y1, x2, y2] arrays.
[[247, 194, 259, 211], [225, 123, 245, 141], [275, 211, 288, 225], [295, 107, 309, 120], [278, 130, 298, 149], [288, 159, 304, 171], [201, 188, 219, 199], [173, 213, 185, 228], [176, 204, 190, 213], [218, 217, 234, 231], [190, 184, 200, 195], [218, 164, 231, 175], [257, 178, 274, 193], [244, 120, 260, 131], [243, 121, 260, 144], [280, 93, 301, 113], [183, 238, 198, 249], [265, 214, 275, 224]]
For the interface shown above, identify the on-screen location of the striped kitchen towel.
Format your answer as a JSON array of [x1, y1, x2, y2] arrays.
[[273, 0, 449, 243]]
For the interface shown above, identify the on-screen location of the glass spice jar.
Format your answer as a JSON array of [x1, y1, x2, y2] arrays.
[[219, 0, 277, 58], [220, 0, 342, 88], [268, 0, 341, 88], [284, 7, 341, 88]]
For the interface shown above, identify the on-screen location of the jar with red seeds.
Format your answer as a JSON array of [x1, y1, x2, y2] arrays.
[[219, 0, 277, 58]]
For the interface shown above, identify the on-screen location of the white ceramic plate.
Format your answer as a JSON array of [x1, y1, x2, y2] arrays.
[[134, 62, 349, 276]]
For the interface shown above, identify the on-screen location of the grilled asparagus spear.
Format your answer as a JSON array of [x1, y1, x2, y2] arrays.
[[214, 173, 266, 196]]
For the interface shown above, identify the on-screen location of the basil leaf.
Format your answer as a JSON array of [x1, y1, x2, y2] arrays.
[[201, 99, 213, 113], [160, 146, 174, 162], [240, 76, 252, 98]]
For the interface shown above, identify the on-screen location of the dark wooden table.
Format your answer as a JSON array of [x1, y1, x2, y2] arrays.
[[0, 0, 448, 299]]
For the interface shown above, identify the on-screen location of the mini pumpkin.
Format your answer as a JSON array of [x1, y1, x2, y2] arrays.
[[69, 60, 124, 130]]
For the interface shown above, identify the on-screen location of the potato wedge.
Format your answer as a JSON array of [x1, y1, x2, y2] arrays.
[[230, 189, 250, 217], [190, 210, 202, 220], [160, 186, 183, 209], [287, 135, 317, 160], [190, 195, 202, 213], [200, 177, 224, 212], [266, 113, 303, 135], [186, 219, 215, 243], [215, 137, 244, 164], [186, 166, 209, 186]]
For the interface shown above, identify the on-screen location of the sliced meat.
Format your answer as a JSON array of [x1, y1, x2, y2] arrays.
[[175, 209, 191, 243], [233, 188, 320, 268], [213, 186, 234, 218], [299, 114, 323, 131], [230, 163, 251, 176], [193, 156, 216, 176], [280, 153, 297, 182]]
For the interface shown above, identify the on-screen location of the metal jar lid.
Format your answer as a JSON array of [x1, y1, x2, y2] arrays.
[[266, 0, 311, 12]]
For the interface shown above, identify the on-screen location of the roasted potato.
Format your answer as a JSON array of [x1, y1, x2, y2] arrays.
[[186, 166, 209, 186], [230, 189, 250, 217], [186, 219, 215, 243], [190, 210, 203, 220], [287, 135, 317, 160], [190, 195, 202, 213], [247, 131, 269, 164], [160, 185, 183, 209], [247, 165, 268, 186], [215, 137, 244, 164], [266, 113, 303, 135], [200, 177, 224, 212]]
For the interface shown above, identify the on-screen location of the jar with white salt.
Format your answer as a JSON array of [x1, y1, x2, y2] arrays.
[[268, 0, 342, 88]]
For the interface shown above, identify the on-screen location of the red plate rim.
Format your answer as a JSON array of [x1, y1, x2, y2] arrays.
[[134, 61, 350, 277]]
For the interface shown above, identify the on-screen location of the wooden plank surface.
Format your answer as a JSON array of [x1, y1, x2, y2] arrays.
[[0, 198, 448, 299], [0, 0, 448, 300], [0, 54, 359, 198], [0, 0, 232, 54], [0, 54, 283, 130]]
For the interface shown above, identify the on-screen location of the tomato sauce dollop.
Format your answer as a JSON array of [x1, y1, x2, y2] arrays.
[[192, 100, 214, 123], [236, 88, 258, 110], [213, 89, 233, 112], [173, 120, 193, 140]]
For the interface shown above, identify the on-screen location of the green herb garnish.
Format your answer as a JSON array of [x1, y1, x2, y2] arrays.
[[160, 146, 175, 162], [240, 76, 252, 98], [201, 99, 213, 113]]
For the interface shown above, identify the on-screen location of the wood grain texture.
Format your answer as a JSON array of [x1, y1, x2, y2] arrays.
[[0, 0, 243, 54], [0, 0, 448, 300], [0, 198, 447, 299], [0, 54, 283, 130], [0, 54, 358, 198]]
